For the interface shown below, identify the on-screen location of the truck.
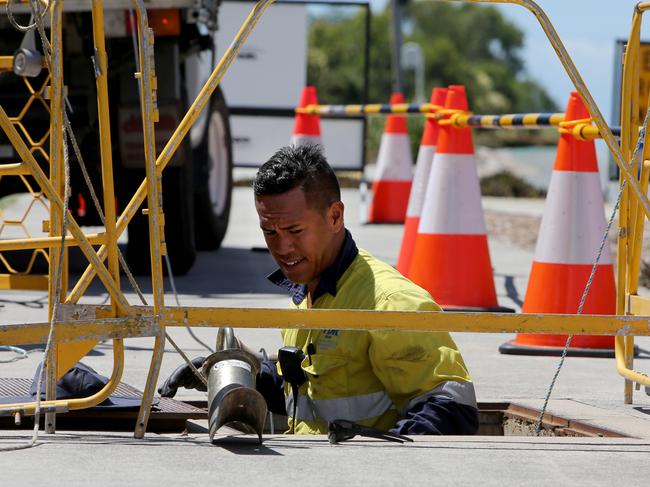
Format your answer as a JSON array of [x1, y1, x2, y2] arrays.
[[0, 0, 366, 277]]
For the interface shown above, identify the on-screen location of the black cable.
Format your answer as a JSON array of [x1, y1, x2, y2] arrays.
[[291, 386, 298, 435], [635, 346, 650, 358]]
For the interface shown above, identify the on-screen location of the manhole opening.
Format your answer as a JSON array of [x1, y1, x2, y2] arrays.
[[0, 383, 629, 437], [257, 401, 628, 437], [210, 401, 629, 438], [478, 402, 626, 437]]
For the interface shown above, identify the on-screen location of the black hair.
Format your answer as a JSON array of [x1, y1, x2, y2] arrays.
[[253, 144, 341, 211]]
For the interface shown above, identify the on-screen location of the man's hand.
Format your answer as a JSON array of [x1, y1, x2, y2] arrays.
[[158, 356, 207, 398]]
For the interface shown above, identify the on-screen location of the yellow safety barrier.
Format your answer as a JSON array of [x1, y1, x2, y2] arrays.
[[1, 0, 650, 442], [615, 1, 650, 403]]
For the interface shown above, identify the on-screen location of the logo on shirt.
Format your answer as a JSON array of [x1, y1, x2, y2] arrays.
[[317, 329, 340, 351]]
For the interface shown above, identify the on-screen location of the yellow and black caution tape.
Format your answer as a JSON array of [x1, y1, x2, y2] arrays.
[[296, 104, 564, 124], [455, 112, 565, 128], [295, 102, 442, 115], [295, 103, 621, 139]]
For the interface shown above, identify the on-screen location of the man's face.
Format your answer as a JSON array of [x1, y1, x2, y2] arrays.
[[255, 186, 344, 287]]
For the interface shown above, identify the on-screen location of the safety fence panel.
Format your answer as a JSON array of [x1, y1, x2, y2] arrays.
[[0, 71, 52, 290]]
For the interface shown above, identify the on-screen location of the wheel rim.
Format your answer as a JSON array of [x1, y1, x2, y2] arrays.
[[207, 110, 229, 215]]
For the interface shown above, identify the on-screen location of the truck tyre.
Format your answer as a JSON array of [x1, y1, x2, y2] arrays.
[[193, 87, 233, 250], [126, 162, 197, 277]]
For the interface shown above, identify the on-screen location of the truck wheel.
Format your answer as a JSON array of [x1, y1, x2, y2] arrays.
[[126, 162, 197, 276], [193, 87, 233, 250]]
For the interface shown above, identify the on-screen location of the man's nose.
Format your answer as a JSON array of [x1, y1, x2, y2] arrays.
[[274, 234, 295, 255]]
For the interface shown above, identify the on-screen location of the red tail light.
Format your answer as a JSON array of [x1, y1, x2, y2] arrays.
[[126, 9, 181, 37]]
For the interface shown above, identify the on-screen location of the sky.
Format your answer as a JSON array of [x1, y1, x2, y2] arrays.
[[492, 1, 645, 121], [366, 0, 649, 123]]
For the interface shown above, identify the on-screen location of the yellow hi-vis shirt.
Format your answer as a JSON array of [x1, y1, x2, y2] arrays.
[[280, 248, 476, 435]]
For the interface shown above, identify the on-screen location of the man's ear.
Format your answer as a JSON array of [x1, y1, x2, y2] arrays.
[[328, 201, 345, 231]]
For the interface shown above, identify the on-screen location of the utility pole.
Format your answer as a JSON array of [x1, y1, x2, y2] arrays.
[[401, 42, 425, 103], [390, 0, 404, 93]]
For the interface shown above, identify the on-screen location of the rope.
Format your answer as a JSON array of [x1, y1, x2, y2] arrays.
[[123, 15, 210, 383], [0, 0, 229, 451], [163, 253, 214, 353], [62, 8, 212, 367], [25, 0, 67, 452], [61, 111, 151, 308], [0, 0, 70, 452], [5, 0, 50, 32], [534, 107, 650, 434], [67, 98, 210, 389], [163, 326, 208, 388]]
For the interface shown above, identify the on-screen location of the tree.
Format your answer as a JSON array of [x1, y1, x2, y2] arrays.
[[308, 9, 392, 104], [307, 3, 556, 113]]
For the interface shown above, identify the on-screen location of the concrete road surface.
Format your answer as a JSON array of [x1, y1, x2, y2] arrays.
[[1, 187, 649, 485]]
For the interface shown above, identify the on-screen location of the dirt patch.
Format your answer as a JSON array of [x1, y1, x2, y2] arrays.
[[485, 210, 541, 251], [485, 209, 621, 258], [480, 171, 546, 198]]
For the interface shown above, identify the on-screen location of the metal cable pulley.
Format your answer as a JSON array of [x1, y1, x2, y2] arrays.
[[202, 332, 267, 443]]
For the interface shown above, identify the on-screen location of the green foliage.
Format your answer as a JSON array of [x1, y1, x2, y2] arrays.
[[308, 9, 392, 104], [364, 114, 424, 164], [307, 3, 557, 113]]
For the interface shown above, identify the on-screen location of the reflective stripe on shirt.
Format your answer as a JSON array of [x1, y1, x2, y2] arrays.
[[286, 390, 395, 422], [405, 380, 478, 413]]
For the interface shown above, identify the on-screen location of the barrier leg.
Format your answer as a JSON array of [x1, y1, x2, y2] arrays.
[[134, 330, 166, 439]]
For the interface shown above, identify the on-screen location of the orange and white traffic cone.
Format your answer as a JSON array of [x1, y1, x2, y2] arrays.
[[500, 92, 616, 357], [291, 86, 322, 146], [367, 92, 412, 223], [409, 85, 499, 309], [396, 87, 447, 276]]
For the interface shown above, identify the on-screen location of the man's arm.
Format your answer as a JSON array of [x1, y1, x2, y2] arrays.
[[390, 395, 478, 435], [369, 290, 478, 435]]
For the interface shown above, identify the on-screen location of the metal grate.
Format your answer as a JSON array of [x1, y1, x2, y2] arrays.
[[0, 377, 207, 425]]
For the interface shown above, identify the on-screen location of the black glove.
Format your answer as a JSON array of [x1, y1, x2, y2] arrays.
[[158, 356, 207, 398]]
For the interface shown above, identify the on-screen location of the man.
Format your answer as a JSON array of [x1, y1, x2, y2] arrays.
[[254, 143, 478, 435]]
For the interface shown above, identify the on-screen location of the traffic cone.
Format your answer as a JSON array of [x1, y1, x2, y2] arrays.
[[500, 92, 616, 357], [396, 87, 447, 276], [291, 86, 322, 146], [408, 85, 498, 309], [367, 92, 412, 223]]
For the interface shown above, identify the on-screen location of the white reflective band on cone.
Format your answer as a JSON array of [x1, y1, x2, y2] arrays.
[[406, 145, 435, 218], [286, 390, 395, 422], [405, 380, 478, 413], [374, 134, 413, 181], [534, 171, 612, 265], [418, 153, 486, 235]]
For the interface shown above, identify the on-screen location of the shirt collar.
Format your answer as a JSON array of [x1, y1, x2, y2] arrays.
[[267, 229, 358, 305]]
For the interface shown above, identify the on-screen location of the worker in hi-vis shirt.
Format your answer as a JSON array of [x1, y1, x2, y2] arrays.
[[253, 144, 478, 436]]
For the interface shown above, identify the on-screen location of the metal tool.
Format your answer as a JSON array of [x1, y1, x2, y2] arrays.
[[202, 347, 267, 444], [328, 419, 413, 445]]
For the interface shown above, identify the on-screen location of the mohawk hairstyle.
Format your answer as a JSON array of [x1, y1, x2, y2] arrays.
[[253, 144, 341, 211]]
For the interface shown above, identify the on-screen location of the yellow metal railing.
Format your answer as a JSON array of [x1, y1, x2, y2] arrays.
[[2, 0, 650, 440], [614, 1, 650, 402]]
